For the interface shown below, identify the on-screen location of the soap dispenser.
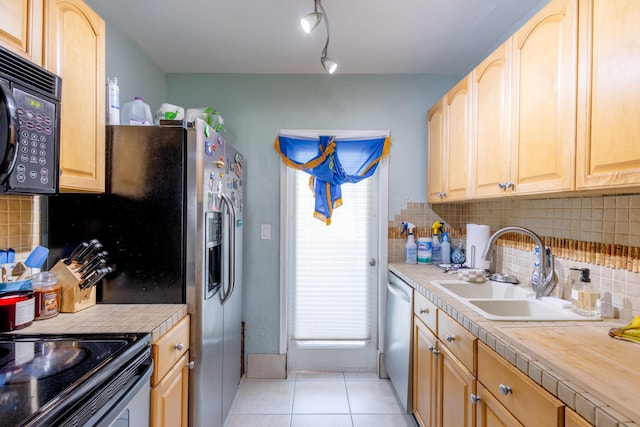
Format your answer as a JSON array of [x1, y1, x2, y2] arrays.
[[570, 268, 600, 317]]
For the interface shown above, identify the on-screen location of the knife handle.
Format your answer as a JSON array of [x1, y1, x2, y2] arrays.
[[64, 242, 88, 265]]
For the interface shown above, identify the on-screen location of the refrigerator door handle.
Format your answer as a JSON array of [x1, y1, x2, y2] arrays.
[[220, 193, 236, 305]]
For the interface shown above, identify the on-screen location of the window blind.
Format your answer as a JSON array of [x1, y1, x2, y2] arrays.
[[289, 168, 374, 342]]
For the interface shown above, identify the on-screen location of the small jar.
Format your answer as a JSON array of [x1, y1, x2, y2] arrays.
[[32, 271, 60, 320]]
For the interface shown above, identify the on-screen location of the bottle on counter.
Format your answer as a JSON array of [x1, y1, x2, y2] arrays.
[[451, 239, 466, 265], [431, 221, 443, 264], [570, 268, 600, 317], [402, 222, 417, 264], [530, 246, 541, 291], [441, 231, 451, 264]]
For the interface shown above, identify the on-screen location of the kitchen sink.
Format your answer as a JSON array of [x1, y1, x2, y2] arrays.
[[433, 280, 534, 300], [431, 279, 600, 321]]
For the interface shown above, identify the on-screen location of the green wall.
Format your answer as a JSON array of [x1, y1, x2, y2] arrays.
[[89, 7, 459, 357], [101, 19, 167, 114], [166, 73, 458, 355]]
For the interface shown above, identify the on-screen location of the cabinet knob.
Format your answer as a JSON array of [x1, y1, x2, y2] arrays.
[[470, 394, 481, 404], [445, 334, 455, 342], [499, 384, 513, 395], [428, 345, 435, 352], [441, 192, 447, 199], [498, 182, 506, 190], [419, 308, 429, 314], [174, 342, 184, 351], [431, 348, 441, 356], [187, 361, 195, 369], [505, 181, 515, 190]]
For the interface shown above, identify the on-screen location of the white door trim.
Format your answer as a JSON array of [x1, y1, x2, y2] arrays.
[[278, 156, 389, 359]]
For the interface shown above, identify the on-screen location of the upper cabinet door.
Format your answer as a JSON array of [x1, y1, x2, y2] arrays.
[[576, 0, 640, 190], [471, 40, 512, 199], [511, 0, 577, 195], [427, 99, 445, 203], [0, 0, 44, 65], [47, 0, 105, 192], [444, 77, 471, 202]]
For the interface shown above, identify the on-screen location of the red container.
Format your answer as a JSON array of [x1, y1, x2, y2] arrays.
[[0, 290, 35, 331]]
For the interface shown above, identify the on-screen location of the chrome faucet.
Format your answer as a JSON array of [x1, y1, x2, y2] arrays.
[[481, 226, 558, 299]]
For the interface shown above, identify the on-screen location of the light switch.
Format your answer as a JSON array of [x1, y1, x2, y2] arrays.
[[260, 224, 271, 240]]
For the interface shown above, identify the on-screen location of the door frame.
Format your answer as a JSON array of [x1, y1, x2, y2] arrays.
[[278, 152, 388, 371]]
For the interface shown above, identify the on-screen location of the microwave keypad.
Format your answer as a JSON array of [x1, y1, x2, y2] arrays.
[[11, 88, 56, 192]]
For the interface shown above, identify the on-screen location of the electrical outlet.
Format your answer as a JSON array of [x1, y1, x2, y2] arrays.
[[260, 224, 271, 240]]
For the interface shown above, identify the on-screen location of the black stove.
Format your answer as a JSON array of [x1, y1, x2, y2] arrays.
[[0, 333, 151, 426]]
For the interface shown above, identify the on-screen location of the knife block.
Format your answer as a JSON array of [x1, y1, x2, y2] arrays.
[[50, 261, 96, 313]]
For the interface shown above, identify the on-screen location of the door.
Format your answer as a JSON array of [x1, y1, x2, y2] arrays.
[[284, 165, 382, 371]]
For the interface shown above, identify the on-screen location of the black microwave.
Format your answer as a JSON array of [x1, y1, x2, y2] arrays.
[[0, 45, 61, 194]]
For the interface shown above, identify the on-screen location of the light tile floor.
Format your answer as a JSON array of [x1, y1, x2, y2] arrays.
[[225, 371, 416, 427]]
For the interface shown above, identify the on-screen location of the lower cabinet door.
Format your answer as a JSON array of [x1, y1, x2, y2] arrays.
[[440, 344, 475, 427], [151, 352, 189, 427], [474, 383, 523, 427], [413, 317, 438, 427]]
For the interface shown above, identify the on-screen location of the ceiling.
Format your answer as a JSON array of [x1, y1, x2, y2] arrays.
[[86, 0, 549, 76]]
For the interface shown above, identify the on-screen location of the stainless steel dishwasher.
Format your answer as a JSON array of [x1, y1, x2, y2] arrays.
[[384, 272, 413, 411]]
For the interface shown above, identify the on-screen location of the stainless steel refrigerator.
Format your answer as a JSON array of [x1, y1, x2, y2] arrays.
[[45, 119, 244, 427]]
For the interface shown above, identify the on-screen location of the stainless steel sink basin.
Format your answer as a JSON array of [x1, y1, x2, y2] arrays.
[[431, 279, 600, 321]]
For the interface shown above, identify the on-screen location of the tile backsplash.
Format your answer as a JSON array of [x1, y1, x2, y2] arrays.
[[389, 194, 640, 321], [0, 195, 41, 255]]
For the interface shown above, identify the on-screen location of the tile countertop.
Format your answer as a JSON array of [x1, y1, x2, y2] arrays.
[[8, 304, 188, 342], [389, 263, 639, 427]]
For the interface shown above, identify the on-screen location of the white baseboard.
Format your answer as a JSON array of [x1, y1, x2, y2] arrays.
[[246, 353, 287, 379]]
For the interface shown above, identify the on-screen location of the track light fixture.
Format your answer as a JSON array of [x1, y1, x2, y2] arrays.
[[300, 0, 338, 74]]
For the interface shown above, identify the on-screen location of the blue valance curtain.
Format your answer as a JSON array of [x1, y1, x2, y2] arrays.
[[274, 130, 390, 225]]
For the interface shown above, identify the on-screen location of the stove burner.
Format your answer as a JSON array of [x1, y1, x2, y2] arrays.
[[0, 333, 150, 426], [0, 341, 87, 383]]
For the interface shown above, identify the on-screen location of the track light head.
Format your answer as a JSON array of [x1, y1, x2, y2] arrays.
[[321, 56, 338, 74], [301, 12, 322, 34]]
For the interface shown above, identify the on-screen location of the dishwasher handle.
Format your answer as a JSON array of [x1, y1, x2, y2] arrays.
[[387, 279, 411, 303]]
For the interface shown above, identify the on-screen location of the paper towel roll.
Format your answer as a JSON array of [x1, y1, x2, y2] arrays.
[[466, 224, 491, 270]]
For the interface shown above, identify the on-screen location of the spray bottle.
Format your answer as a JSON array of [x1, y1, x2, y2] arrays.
[[432, 221, 443, 264], [401, 222, 417, 264]]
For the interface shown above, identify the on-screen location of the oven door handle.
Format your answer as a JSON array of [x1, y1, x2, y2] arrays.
[[92, 355, 153, 427], [0, 81, 18, 185], [220, 193, 236, 306]]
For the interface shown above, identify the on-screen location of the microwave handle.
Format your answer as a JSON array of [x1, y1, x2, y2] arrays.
[[0, 82, 18, 184]]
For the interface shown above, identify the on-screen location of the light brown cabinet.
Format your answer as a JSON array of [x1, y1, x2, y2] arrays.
[[413, 316, 438, 427], [510, 0, 577, 195], [432, 0, 585, 201], [471, 40, 512, 199], [413, 296, 476, 427], [565, 407, 592, 427], [474, 382, 523, 427], [0, 0, 44, 65], [427, 99, 445, 203], [471, 0, 577, 199], [576, 0, 640, 190], [475, 341, 564, 427], [427, 78, 470, 203], [151, 316, 190, 427], [46, 0, 105, 192]]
